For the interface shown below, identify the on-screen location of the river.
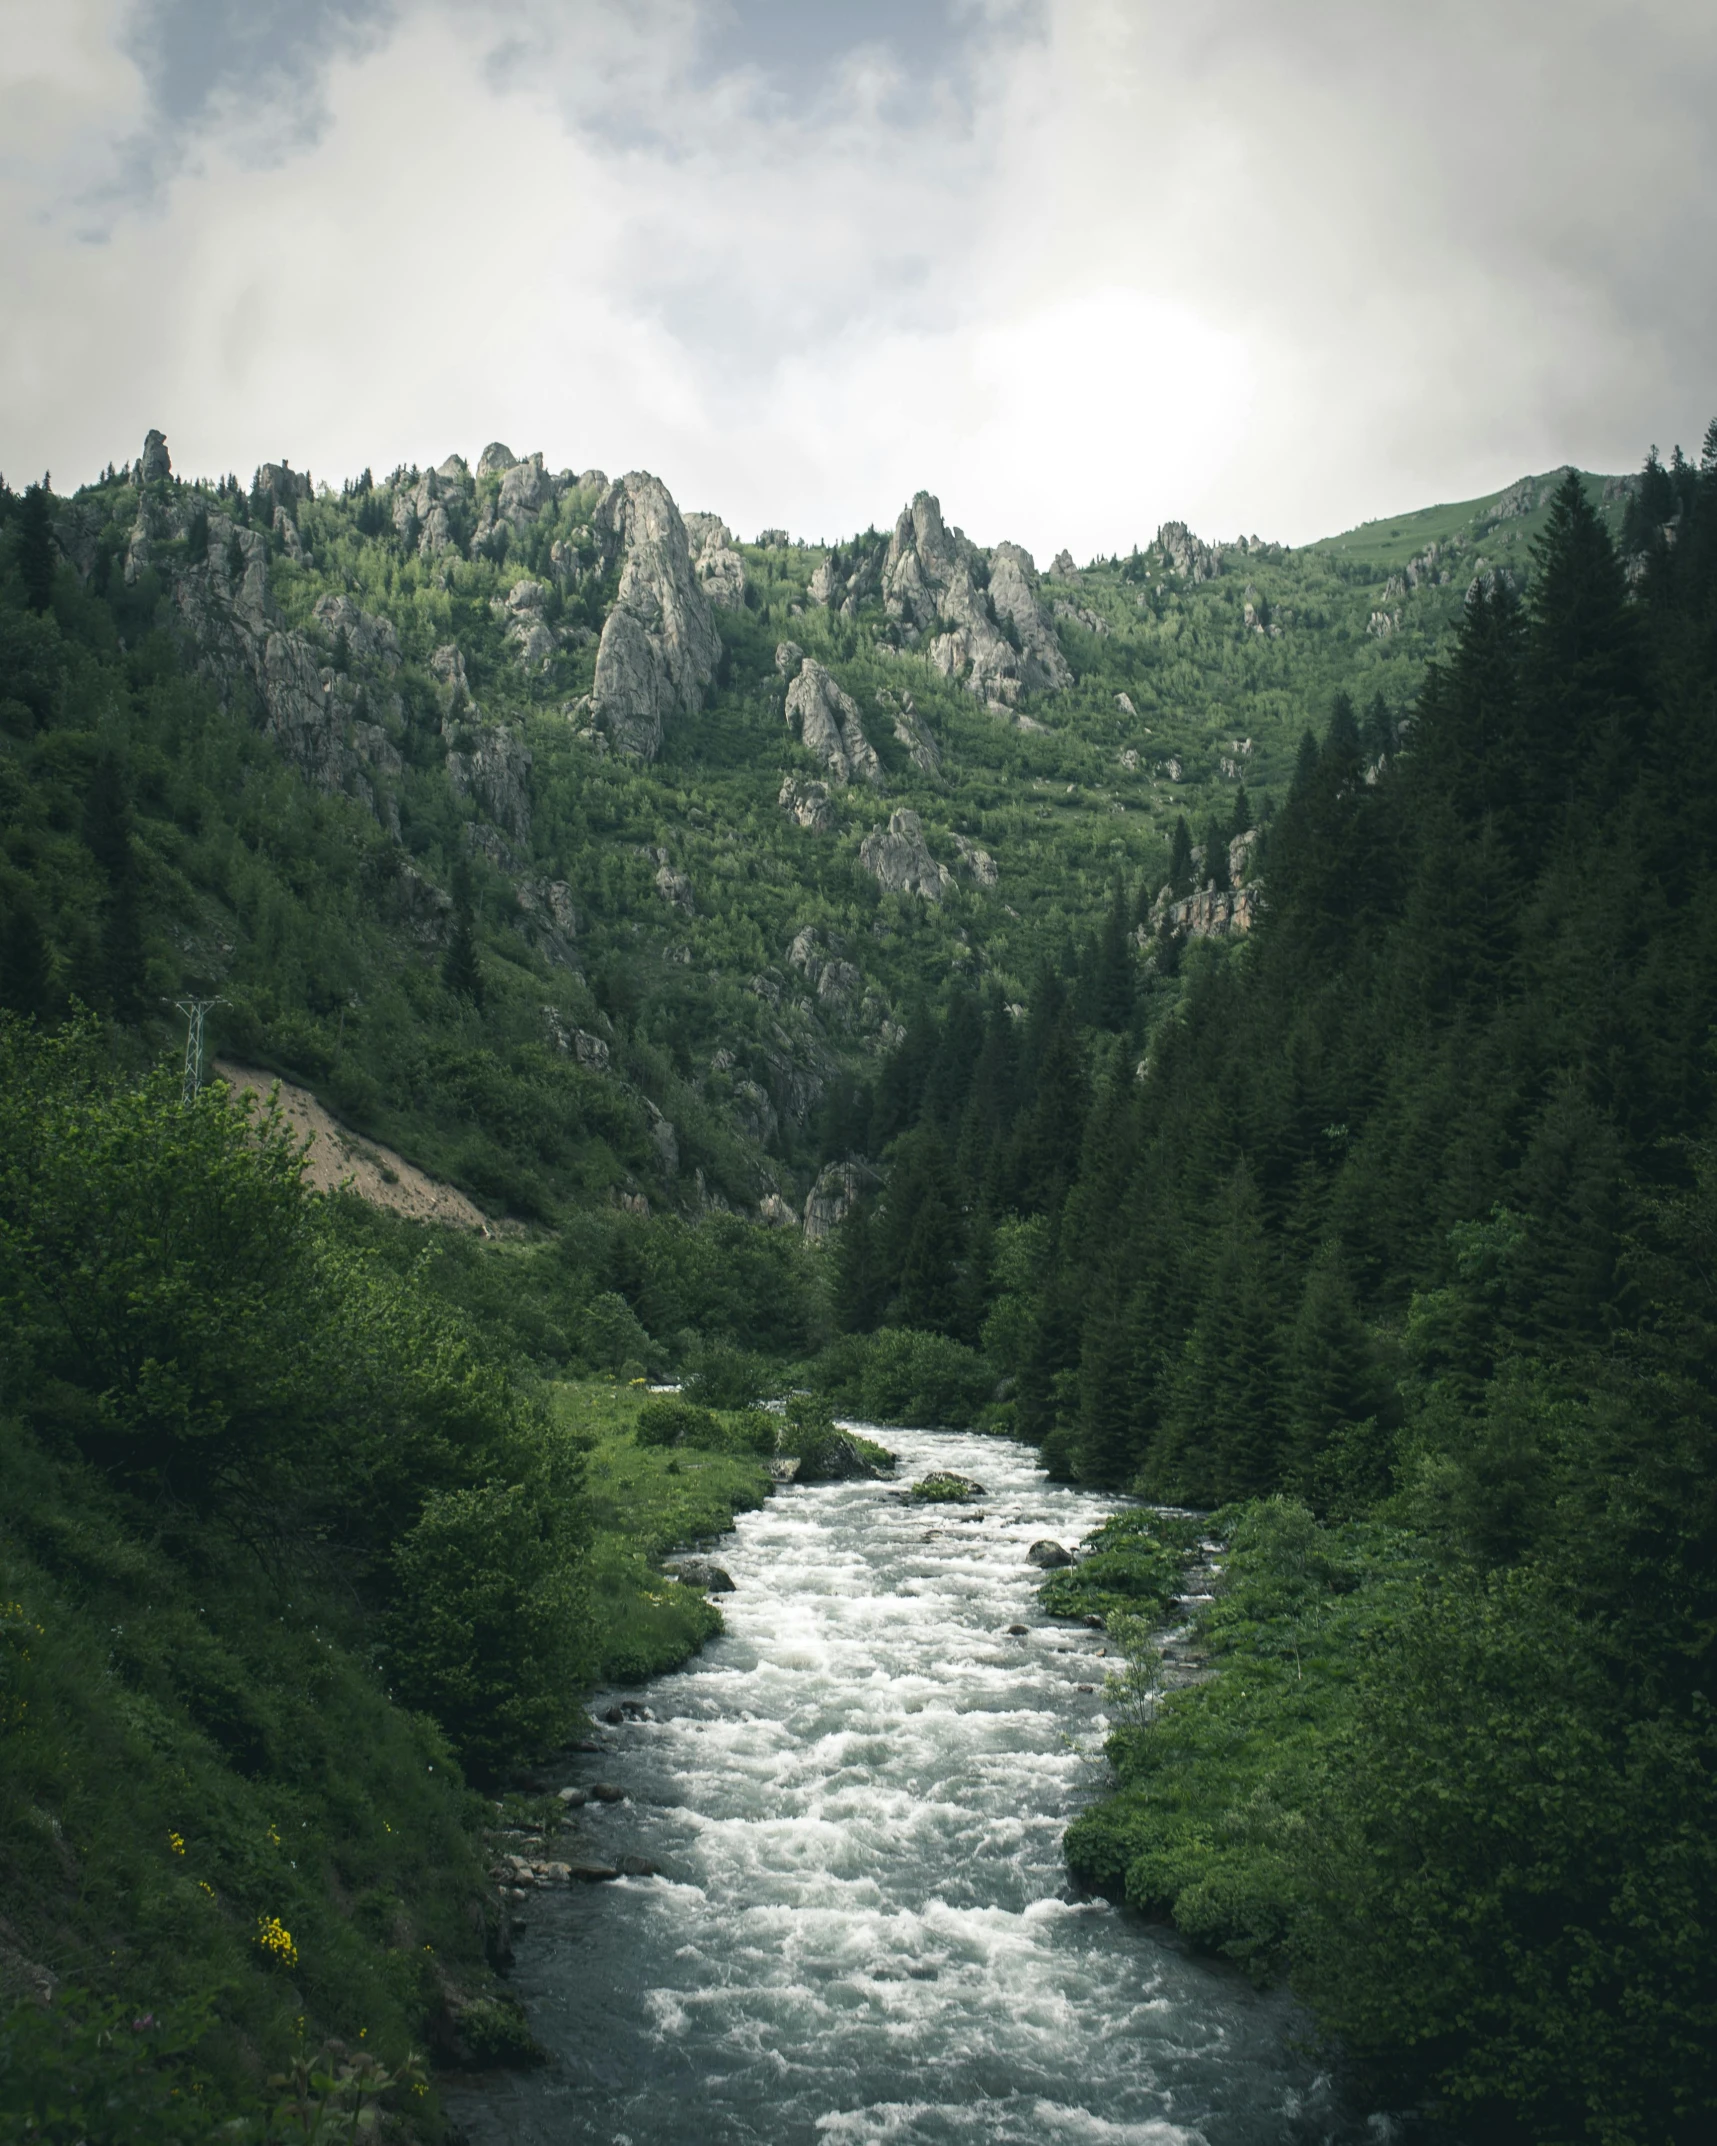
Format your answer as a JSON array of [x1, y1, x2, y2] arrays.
[[453, 1427, 1371, 2146]]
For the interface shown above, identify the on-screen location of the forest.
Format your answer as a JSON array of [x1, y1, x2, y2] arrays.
[[3, 430, 1713, 2140], [826, 452, 1717, 2139]]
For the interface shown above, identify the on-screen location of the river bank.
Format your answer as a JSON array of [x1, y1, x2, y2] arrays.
[[452, 1427, 1371, 2146]]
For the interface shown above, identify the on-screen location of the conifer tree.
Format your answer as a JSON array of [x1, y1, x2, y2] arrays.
[[19, 479, 54, 613], [1167, 815, 1195, 898], [442, 857, 484, 1005], [82, 752, 144, 1019]]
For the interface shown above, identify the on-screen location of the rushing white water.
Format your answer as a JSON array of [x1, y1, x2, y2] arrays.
[[454, 1429, 1363, 2146]]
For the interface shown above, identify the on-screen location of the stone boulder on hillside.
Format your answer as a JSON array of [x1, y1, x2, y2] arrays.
[[782, 654, 881, 786], [858, 809, 952, 901], [588, 473, 721, 759]]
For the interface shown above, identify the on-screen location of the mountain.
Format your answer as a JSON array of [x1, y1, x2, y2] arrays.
[[0, 430, 1636, 1245]]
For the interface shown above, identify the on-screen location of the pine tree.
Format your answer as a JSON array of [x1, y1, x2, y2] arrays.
[[1092, 877, 1135, 1031], [82, 753, 144, 1019], [0, 892, 53, 1018], [1167, 815, 1195, 898], [442, 857, 484, 1005], [1281, 1239, 1392, 1509], [19, 479, 54, 613]]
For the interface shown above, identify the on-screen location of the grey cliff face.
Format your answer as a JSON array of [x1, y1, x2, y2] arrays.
[[684, 513, 748, 610], [859, 809, 953, 901], [119, 433, 402, 832], [139, 428, 171, 483], [778, 774, 835, 832], [802, 1159, 879, 1241], [988, 543, 1072, 692], [1156, 521, 1223, 584], [878, 493, 1069, 713], [782, 653, 881, 786], [875, 688, 940, 774], [589, 472, 721, 759]]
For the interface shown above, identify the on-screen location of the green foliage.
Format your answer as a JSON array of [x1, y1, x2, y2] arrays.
[[1036, 1510, 1202, 1622], [813, 1326, 996, 1427], [906, 1472, 983, 1503]]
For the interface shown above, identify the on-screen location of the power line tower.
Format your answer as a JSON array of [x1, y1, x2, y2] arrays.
[[173, 997, 227, 1105]]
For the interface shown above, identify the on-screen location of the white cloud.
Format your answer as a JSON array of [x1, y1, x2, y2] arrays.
[[3, 0, 1714, 552]]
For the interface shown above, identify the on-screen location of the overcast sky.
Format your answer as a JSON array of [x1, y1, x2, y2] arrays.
[[4, 0, 1715, 558]]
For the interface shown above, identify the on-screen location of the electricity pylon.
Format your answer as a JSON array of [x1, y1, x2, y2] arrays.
[[174, 997, 227, 1104]]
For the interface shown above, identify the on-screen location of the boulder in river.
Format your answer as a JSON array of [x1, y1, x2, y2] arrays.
[[1027, 1540, 1075, 1569], [909, 1472, 987, 1503], [590, 1782, 626, 1803], [567, 1861, 620, 1883], [669, 1558, 735, 1593]]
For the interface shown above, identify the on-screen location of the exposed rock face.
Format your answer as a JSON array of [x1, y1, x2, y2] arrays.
[[988, 542, 1072, 691], [810, 532, 887, 615], [782, 655, 881, 785], [802, 1159, 879, 1240], [654, 859, 694, 912], [495, 578, 557, 670], [1148, 832, 1264, 943], [476, 441, 516, 479], [952, 833, 998, 887], [880, 493, 1067, 711], [588, 472, 721, 758], [447, 724, 533, 844], [1027, 1540, 1074, 1569], [684, 512, 748, 609], [120, 434, 403, 828], [312, 591, 400, 671], [140, 428, 171, 483], [859, 809, 952, 901], [1048, 549, 1079, 580], [1156, 521, 1222, 583], [875, 688, 940, 774], [786, 926, 862, 1023], [778, 774, 834, 832]]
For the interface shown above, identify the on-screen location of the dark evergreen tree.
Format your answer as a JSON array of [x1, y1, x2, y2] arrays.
[[19, 479, 54, 613], [82, 752, 145, 1019], [1167, 815, 1195, 898], [442, 857, 484, 1005], [0, 890, 53, 1018]]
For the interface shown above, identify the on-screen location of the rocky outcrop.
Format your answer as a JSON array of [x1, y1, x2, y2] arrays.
[[447, 724, 533, 844], [1156, 521, 1222, 583], [952, 833, 998, 887], [802, 1160, 880, 1240], [120, 433, 403, 828], [1027, 1540, 1074, 1569], [589, 473, 721, 758], [810, 532, 887, 616], [1148, 831, 1264, 943], [1048, 549, 1078, 580], [684, 513, 748, 609], [988, 542, 1072, 691], [875, 688, 940, 774], [881, 493, 1067, 712], [778, 774, 835, 832], [782, 653, 880, 785], [859, 810, 953, 901], [786, 926, 862, 1023], [139, 429, 171, 484], [495, 578, 557, 670]]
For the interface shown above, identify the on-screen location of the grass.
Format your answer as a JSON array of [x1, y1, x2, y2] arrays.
[[1063, 1498, 1423, 1975], [553, 1380, 774, 1683]]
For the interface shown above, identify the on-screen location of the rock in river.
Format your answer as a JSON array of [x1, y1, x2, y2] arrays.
[[669, 1558, 735, 1594], [1027, 1540, 1075, 1568]]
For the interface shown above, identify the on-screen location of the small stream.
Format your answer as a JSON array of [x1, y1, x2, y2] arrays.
[[453, 1428, 1369, 2145]]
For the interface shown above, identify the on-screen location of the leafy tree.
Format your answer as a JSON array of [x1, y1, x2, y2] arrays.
[[442, 855, 484, 1005]]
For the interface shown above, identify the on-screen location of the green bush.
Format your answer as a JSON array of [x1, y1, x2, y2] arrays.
[[682, 1343, 771, 1410], [634, 1396, 719, 1447], [813, 1328, 996, 1428]]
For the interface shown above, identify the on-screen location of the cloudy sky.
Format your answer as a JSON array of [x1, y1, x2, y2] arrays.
[[4, 0, 1714, 557]]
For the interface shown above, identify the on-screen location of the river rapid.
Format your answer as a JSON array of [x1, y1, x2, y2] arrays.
[[454, 1428, 1369, 2146]]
